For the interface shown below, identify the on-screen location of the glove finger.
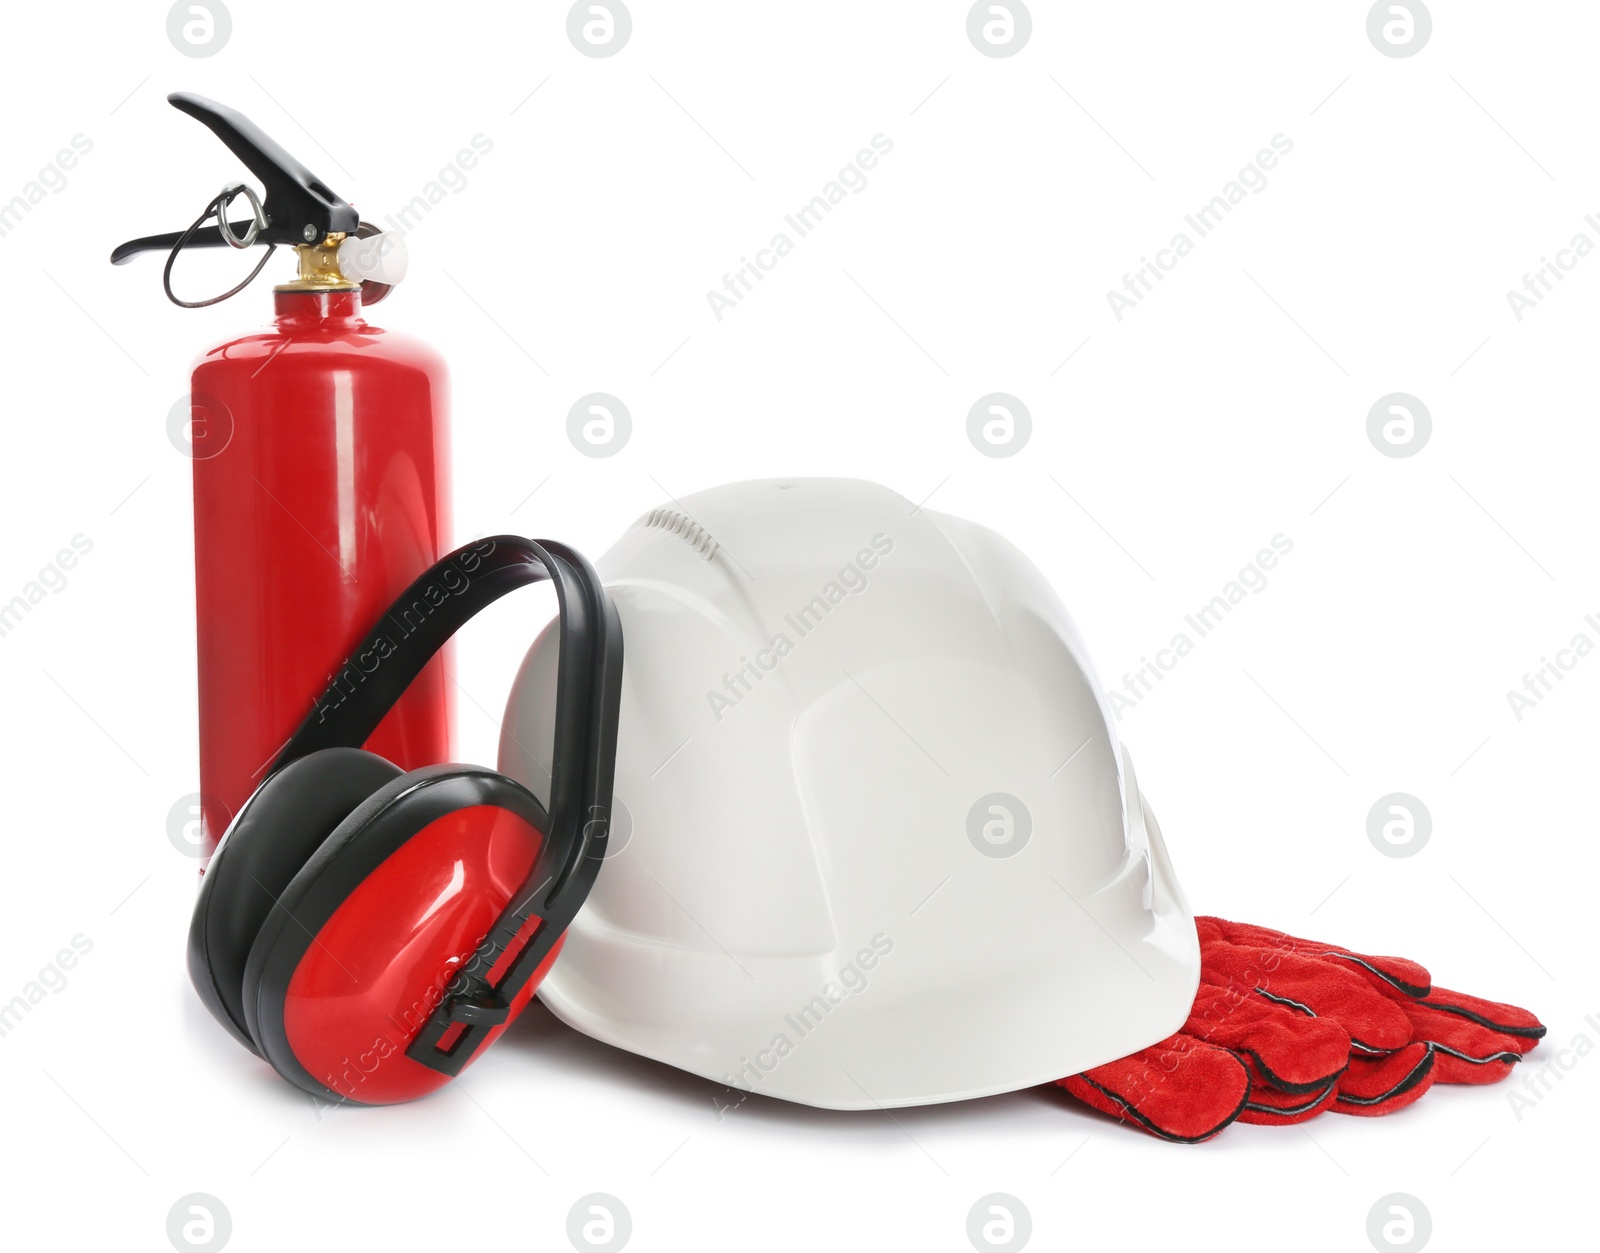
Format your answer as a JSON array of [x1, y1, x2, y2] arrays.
[[1429, 1046, 1518, 1085], [1399, 990, 1541, 1083], [1056, 1033, 1250, 1144], [1184, 981, 1351, 1092], [1201, 939, 1414, 1053], [1332, 1043, 1436, 1116], [1414, 985, 1546, 1050], [1237, 1071, 1342, 1125], [1198, 916, 1431, 997]]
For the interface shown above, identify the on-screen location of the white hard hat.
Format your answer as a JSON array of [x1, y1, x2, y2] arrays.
[[500, 479, 1198, 1109]]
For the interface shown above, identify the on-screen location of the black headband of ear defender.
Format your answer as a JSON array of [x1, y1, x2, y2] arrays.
[[275, 534, 623, 1076]]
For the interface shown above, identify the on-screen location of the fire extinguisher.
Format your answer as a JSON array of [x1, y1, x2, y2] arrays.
[[113, 92, 452, 854]]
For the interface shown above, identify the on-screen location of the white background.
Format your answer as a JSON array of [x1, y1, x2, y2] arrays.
[[0, 2, 1594, 1250]]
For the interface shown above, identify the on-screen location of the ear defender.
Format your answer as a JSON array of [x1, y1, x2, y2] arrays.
[[186, 537, 622, 1105]]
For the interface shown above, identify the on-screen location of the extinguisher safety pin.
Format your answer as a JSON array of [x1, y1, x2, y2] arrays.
[[163, 184, 278, 309], [216, 182, 268, 249]]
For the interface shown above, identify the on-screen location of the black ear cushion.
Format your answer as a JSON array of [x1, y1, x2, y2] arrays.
[[187, 747, 403, 1054]]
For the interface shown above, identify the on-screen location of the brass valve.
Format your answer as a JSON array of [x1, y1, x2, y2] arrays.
[[275, 232, 359, 293]]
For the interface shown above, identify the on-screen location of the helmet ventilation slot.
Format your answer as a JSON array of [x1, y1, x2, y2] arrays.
[[640, 508, 720, 561]]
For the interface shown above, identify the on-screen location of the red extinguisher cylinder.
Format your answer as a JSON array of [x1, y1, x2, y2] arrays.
[[189, 288, 453, 849]]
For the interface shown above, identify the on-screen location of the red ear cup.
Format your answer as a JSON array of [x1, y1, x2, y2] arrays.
[[241, 766, 559, 1104], [188, 748, 404, 1052]]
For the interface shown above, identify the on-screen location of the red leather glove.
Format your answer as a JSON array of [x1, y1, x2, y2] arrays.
[[1054, 916, 1545, 1142]]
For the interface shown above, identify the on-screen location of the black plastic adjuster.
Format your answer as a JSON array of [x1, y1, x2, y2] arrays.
[[448, 994, 512, 1028]]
